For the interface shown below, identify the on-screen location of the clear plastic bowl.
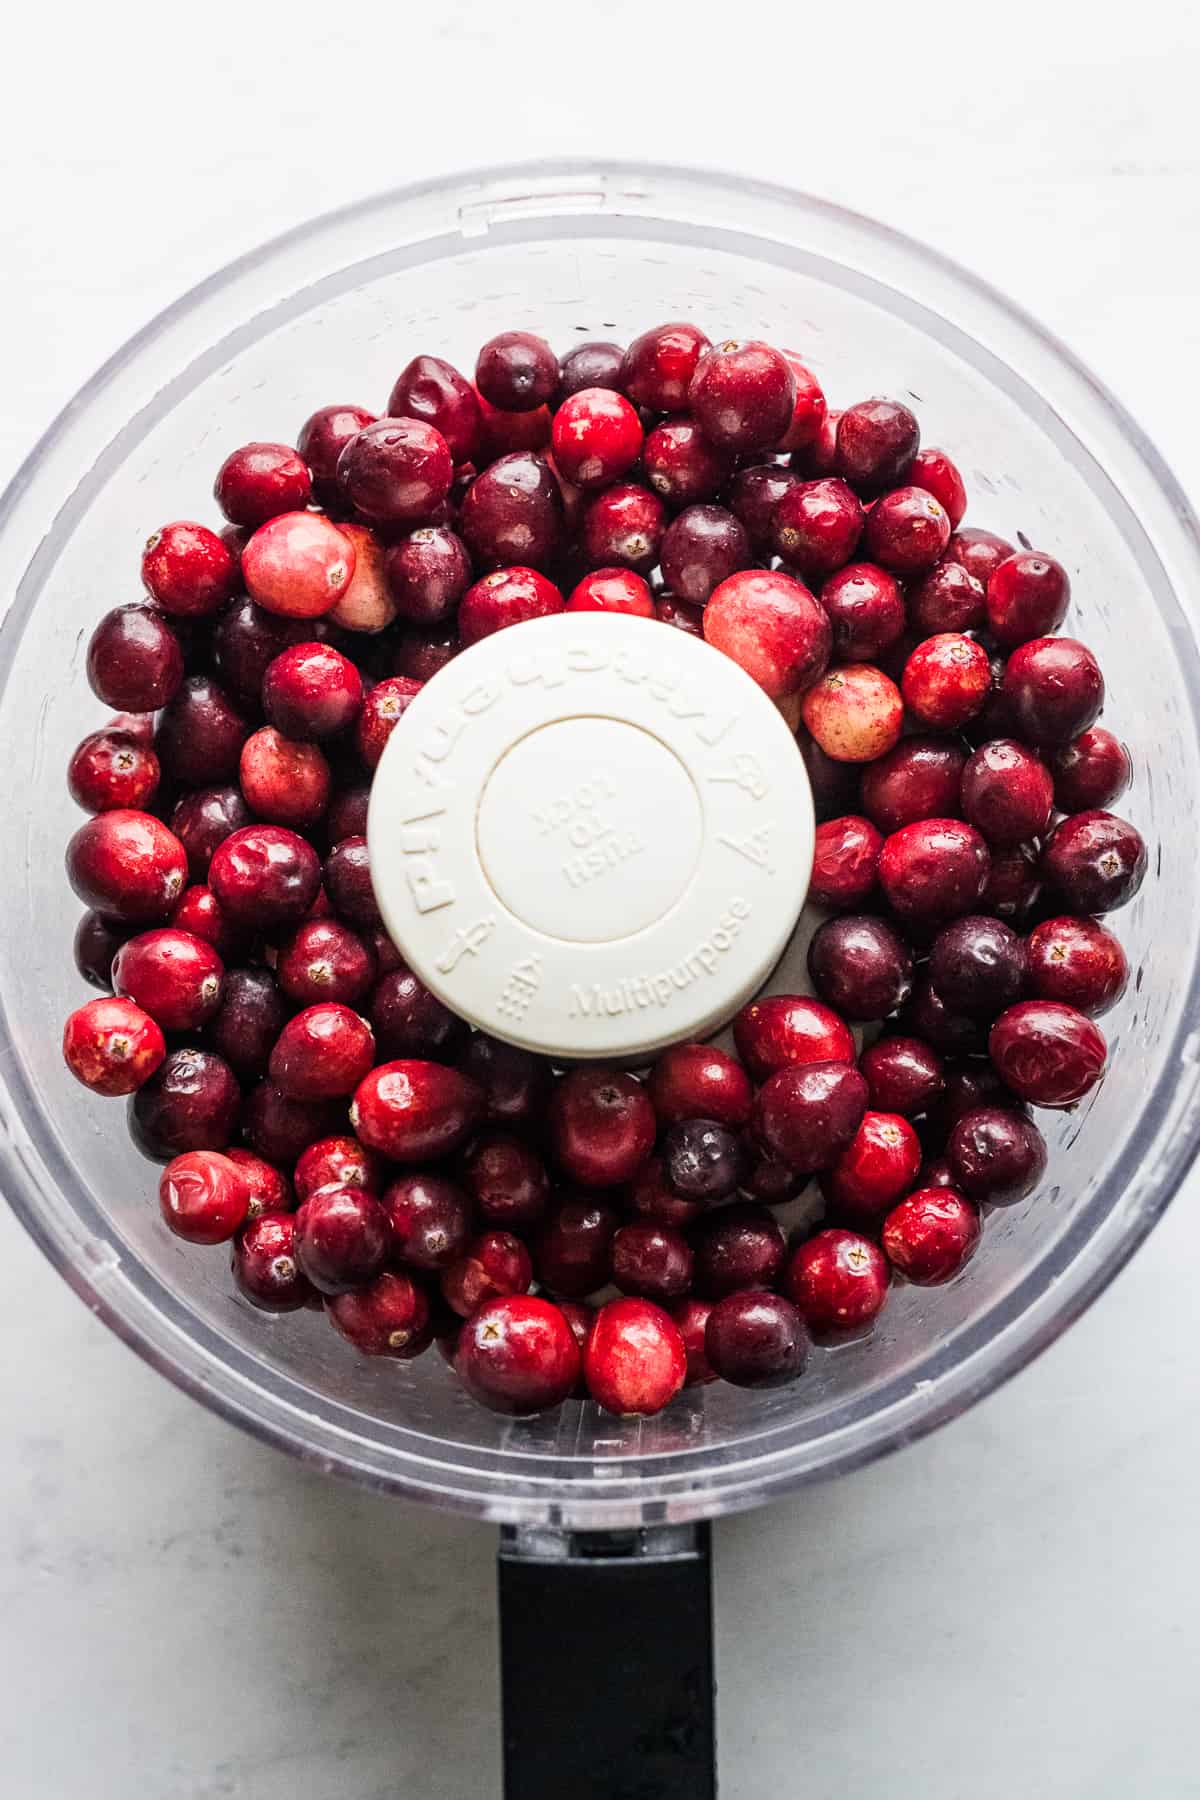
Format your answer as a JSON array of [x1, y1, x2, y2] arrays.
[[3, 161, 1199, 1527]]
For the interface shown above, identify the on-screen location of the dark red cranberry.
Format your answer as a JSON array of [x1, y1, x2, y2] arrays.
[[112, 926, 223, 1031], [817, 562, 905, 660], [385, 1172, 473, 1271], [899, 976, 986, 1056], [807, 914, 913, 1021], [920, 1157, 957, 1190], [985, 551, 1070, 647], [989, 1001, 1107, 1107], [457, 1032, 553, 1129], [823, 1111, 922, 1222], [336, 418, 453, 527], [276, 919, 374, 1007], [585, 1297, 687, 1416], [859, 1036, 945, 1118], [981, 844, 1044, 926], [689, 339, 795, 453], [294, 1134, 383, 1202], [733, 995, 855, 1081], [567, 566, 655, 616], [673, 1297, 718, 1386], [704, 568, 832, 700], [901, 633, 991, 729], [928, 915, 1028, 1016], [269, 1003, 374, 1101], [739, 1153, 805, 1208], [1002, 637, 1104, 745], [878, 818, 990, 924], [226, 1148, 292, 1220], [727, 461, 799, 547], [233, 1211, 314, 1311], [580, 482, 666, 574], [533, 1195, 620, 1297], [946, 1104, 1047, 1203], [691, 1204, 785, 1300], [661, 1119, 747, 1206], [883, 1188, 980, 1282], [1027, 915, 1128, 1016], [647, 1043, 752, 1129], [753, 1060, 868, 1174], [368, 966, 467, 1061], [475, 331, 558, 412], [323, 836, 381, 928], [355, 675, 423, 770], [659, 505, 749, 606], [459, 566, 564, 645], [326, 785, 371, 846], [261, 642, 363, 742], [213, 597, 320, 700], [141, 520, 237, 618], [73, 911, 130, 991], [809, 814, 884, 909], [383, 527, 472, 625], [777, 353, 827, 452], [910, 448, 967, 527], [946, 527, 1014, 587], [771, 478, 864, 578], [860, 738, 968, 836], [294, 1186, 388, 1294], [704, 1291, 809, 1389], [611, 1221, 694, 1303], [62, 996, 165, 1096], [296, 404, 377, 504], [785, 1228, 889, 1331], [655, 594, 705, 636], [835, 399, 920, 494], [168, 787, 250, 882], [551, 387, 643, 488], [68, 729, 160, 815], [209, 825, 322, 929], [621, 322, 710, 412], [329, 1270, 432, 1360], [155, 676, 249, 787], [159, 1150, 249, 1244], [801, 663, 904, 763], [627, 1156, 704, 1230], [392, 623, 461, 681], [207, 967, 287, 1081], [908, 559, 986, 636], [1041, 809, 1146, 913], [959, 739, 1054, 848], [388, 355, 482, 464], [643, 416, 733, 508], [558, 339, 625, 398], [865, 487, 951, 574], [1050, 727, 1131, 814], [441, 1229, 533, 1318], [929, 1062, 1016, 1134], [791, 405, 840, 476], [548, 1068, 655, 1188], [87, 603, 183, 712], [461, 1133, 549, 1230], [66, 809, 187, 923], [455, 1295, 581, 1414], [242, 1081, 344, 1164], [215, 442, 311, 527], [129, 1047, 240, 1160], [351, 1059, 482, 1162], [459, 451, 563, 571]]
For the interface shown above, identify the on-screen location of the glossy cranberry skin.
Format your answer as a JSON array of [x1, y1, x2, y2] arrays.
[[865, 487, 951, 574], [233, 1211, 314, 1311], [335, 418, 453, 527], [392, 624, 461, 681], [213, 598, 318, 700], [382, 527, 472, 625], [958, 739, 1054, 848], [112, 927, 223, 1031], [807, 814, 881, 910], [458, 566, 564, 645], [704, 569, 831, 700], [158, 1150, 249, 1245], [878, 819, 990, 924], [791, 405, 841, 477], [1050, 727, 1131, 814], [585, 1297, 687, 1415], [1041, 809, 1146, 913], [655, 595, 705, 637], [387, 355, 481, 464], [802, 664, 904, 762], [558, 339, 625, 398], [691, 1205, 785, 1300], [455, 1295, 581, 1414], [673, 1297, 718, 1386], [859, 1036, 945, 1118], [858, 739, 964, 837], [268, 1004, 374, 1101], [129, 1047, 240, 1160], [351, 1059, 482, 1162], [260, 642, 362, 742], [354, 675, 422, 770], [68, 730, 160, 814], [62, 996, 165, 1096], [215, 442, 311, 528], [772, 478, 864, 579], [166, 787, 248, 882], [207, 967, 286, 1081], [459, 451, 564, 572], [368, 967, 466, 1062], [141, 520, 237, 618], [786, 1229, 889, 1331], [726, 462, 798, 548], [241, 1082, 342, 1165], [823, 1111, 923, 1222], [808, 914, 913, 1021], [548, 1068, 655, 1188], [241, 511, 355, 619], [565, 566, 654, 618], [985, 552, 1070, 648], [883, 1188, 980, 1282], [620, 322, 709, 412], [441, 1230, 533, 1318], [1027, 915, 1128, 1017], [326, 785, 371, 846], [238, 727, 332, 829], [643, 416, 733, 508], [551, 387, 643, 488], [296, 404, 376, 504], [293, 1186, 389, 1295], [734, 995, 855, 1081], [834, 399, 920, 494], [458, 1033, 552, 1130], [383, 1172, 472, 1272], [474, 331, 558, 412], [900, 976, 985, 1056], [688, 339, 795, 453], [661, 1119, 747, 1207], [1002, 637, 1104, 745], [66, 809, 187, 923], [532, 1196, 620, 1298], [910, 448, 967, 527], [87, 603, 183, 712], [776, 353, 827, 453], [656, 505, 747, 606], [705, 1292, 809, 1389], [647, 1043, 752, 1130], [989, 1001, 1107, 1108], [982, 844, 1044, 927], [610, 1222, 693, 1303], [814, 562, 904, 661], [329, 1270, 432, 1360], [946, 1104, 1047, 1204], [462, 1133, 549, 1230], [625, 1156, 701, 1230], [155, 675, 248, 787], [73, 911, 130, 991], [209, 825, 322, 930], [294, 1134, 383, 1202], [901, 633, 991, 730], [753, 1060, 869, 1174], [946, 528, 1014, 587], [226, 1148, 292, 1220], [323, 837, 381, 928], [909, 560, 986, 637], [929, 916, 1028, 1018], [274, 919, 372, 1008], [580, 482, 666, 574]]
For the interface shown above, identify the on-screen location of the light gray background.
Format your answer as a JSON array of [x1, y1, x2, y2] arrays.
[[4, 5, 1199, 1794]]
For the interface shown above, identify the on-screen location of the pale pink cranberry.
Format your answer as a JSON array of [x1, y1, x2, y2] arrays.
[[801, 663, 904, 762], [141, 521, 237, 617], [584, 1298, 687, 1417], [703, 569, 832, 699], [159, 1151, 250, 1245], [901, 633, 992, 730], [239, 728, 332, 828], [62, 996, 165, 1095], [459, 566, 564, 645], [329, 521, 397, 634], [883, 1188, 980, 1283], [733, 994, 855, 1081], [566, 566, 654, 617], [785, 1228, 890, 1331], [242, 513, 356, 618]]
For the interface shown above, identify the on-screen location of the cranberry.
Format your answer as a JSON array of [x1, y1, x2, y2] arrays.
[[353, 675, 421, 770], [985, 551, 1070, 647], [753, 1060, 868, 1173], [673, 1296, 718, 1386], [643, 416, 732, 508], [946, 528, 1014, 586], [544, 1068, 652, 1188], [1050, 727, 1131, 814], [350, 1058, 482, 1162], [859, 1035, 945, 1118], [233, 1211, 314, 1311], [459, 451, 564, 571], [327, 785, 371, 845], [957, 739, 1053, 848], [225, 1147, 291, 1220], [610, 1221, 693, 1303], [550, 387, 642, 489], [387, 355, 481, 464], [815, 562, 904, 661], [533, 1195, 620, 1297], [909, 448, 967, 527], [930, 1062, 1018, 1135], [73, 911, 130, 991], [786, 1228, 889, 1331], [627, 1156, 704, 1229], [336, 421, 453, 532], [883, 1188, 980, 1283], [647, 1043, 752, 1129], [704, 569, 831, 699], [899, 975, 986, 1056], [322, 521, 393, 634], [384, 1172, 472, 1272], [802, 815, 877, 910], [835, 399, 920, 494], [213, 597, 319, 699], [130, 1047, 240, 1159], [238, 728, 331, 829], [777, 353, 827, 453], [366, 967, 465, 1063], [323, 836, 381, 928], [392, 624, 461, 681], [982, 844, 1044, 926], [658, 1118, 745, 1206], [909, 560, 986, 637], [294, 1186, 389, 1295], [62, 996, 165, 1096], [455, 1295, 580, 1414], [564, 566, 654, 618], [155, 675, 249, 787], [66, 809, 187, 923], [688, 339, 795, 453], [294, 1134, 383, 1201], [274, 919, 372, 1008], [901, 633, 991, 730], [619, 322, 709, 411], [558, 339, 625, 398], [241, 1081, 342, 1165], [112, 926, 223, 1031], [242, 512, 356, 618], [260, 642, 362, 742], [158, 1150, 249, 1245], [989, 1001, 1107, 1107], [462, 1133, 549, 1230], [207, 967, 286, 1081], [209, 825, 322, 930], [381, 527, 471, 625], [725, 464, 797, 550], [580, 482, 665, 573], [585, 1297, 687, 1415], [657, 506, 748, 606], [296, 404, 376, 504], [475, 395, 552, 459], [740, 1152, 805, 1207], [691, 1204, 785, 1299], [807, 914, 913, 1020], [329, 1270, 432, 1360], [167, 787, 249, 882], [1027, 915, 1128, 1017], [801, 663, 904, 762], [865, 487, 951, 574], [859, 738, 968, 836], [792, 406, 841, 476], [1041, 809, 1146, 913], [1002, 637, 1104, 745], [733, 995, 855, 1080], [772, 478, 864, 579], [87, 603, 183, 712], [442, 1229, 533, 1317], [140, 521, 236, 619], [928, 915, 1028, 1017], [458, 566, 564, 646], [946, 1104, 1048, 1203], [878, 819, 990, 924], [268, 1003, 374, 1102], [655, 594, 705, 636], [474, 331, 557, 412], [704, 1291, 809, 1389], [215, 442, 311, 527], [822, 1110, 922, 1222], [68, 729, 160, 815], [456, 1034, 552, 1131]]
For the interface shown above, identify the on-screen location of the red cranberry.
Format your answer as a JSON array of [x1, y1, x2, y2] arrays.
[[296, 404, 376, 504], [786, 1228, 889, 1331], [168, 787, 250, 881], [207, 967, 286, 1081], [659, 505, 750, 606], [704, 1291, 809, 1389], [909, 559, 986, 636], [66, 809, 187, 923], [354, 675, 421, 770], [215, 442, 311, 527], [910, 448, 967, 527], [859, 1036, 945, 1118], [753, 1060, 869, 1173], [475, 331, 558, 411], [946, 1105, 1048, 1203], [689, 339, 795, 453], [383, 527, 472, 625], [989, 1001, 1107, 1107], [323, 836, 381, 928], [459, 451, 564, 571], [261, 642, 363, 742], [242, 1081, 343, 1165], [350, 1059, 482, 1162], [817, 563, 905, 661], [112, 927, 223, 1031], [547, 1067, 656, 1190], [1050, 727, 1131, 814], [155, 675, 248, 786], [294, 1186, 389, 1294], [294, 1134, 383, 1201], [141, 520, 237, 618], [878, 819, 990, 923], [336, 418, 453, 527], [727, 462, 799, 547], [982, 844, 1044, 926], [809, 815, 882, 909], [801, 664, 904, 762], [73, 911, 131, 991], [242, 512, 356, 618], [1027, 915, 1128, 1016], [901, 633, 991, 730], [661, 1119, 747, 1206], [551, 387, 643, 488], [928, 1062, 1017, 1135], [777, 353, 827, 453], [959, 739, 1054, 847], [643, 416, 733, 508], [704, 569, 831, 699], [384, 1173, 472, 1272], [807, 913, 913, 1020], [920, 1157, 957, 1190], [883, 1188, 980, 1283], [329, 1270, 432, 1359], [733, 994, 855, 1081], [900, 975, 986, 1056], [566, 566, 655, 617], [69, 729, 160, 814], [985, 551, 1070, 647], [388, 355, 481, 463], [533, 1195, 620, 1297], [792, 405, 841, 476], [441, 1229, 533, 1317], [233, 1211, 314, 1311], [865, 487, 951, 573], [455, 1295, 580, 1414], [238, 728, 331, 829], [475, 393, 552, 457], [691, 1204, 785, 1299], [269, 1004, 374, 1101], [1002, 637, 1104, 745], [929, 916, 1028, 1016], [462, 1133, 549, 1230], [275, 919, 374, 1007], [1041, 809, 1146, 912], [772, 478, 864, 578], [611, 1222, 694, 1303], [823, 1110, 922, 1221], [627, 1156, 703, 1230], [558, 339, 625, 398], [860, 738, 968, 836], [621, 322, 710, 411], [585, 1297, 687, 1415], [225, 1147, 291, 1220], [835, 399, 920, 494], [946, 527, 1014, 586], [130, 1047, 240, 1160], [158, 1150, 249, 1245], [580, 482, 666, 573], [647, 1043, 752, 1129], [87, 603, 184, 712], [392, 623, 461, 680], [459, 566, 564, 645], [213, 597, 324, 700], [327, 785, 371, 845], [368, 966, 466, 1061], [458, 1033, 552, 1129], [740, 1152, 805, 1207], [673, 1297, 718, 1386], [209, 825, 322, 929], [62, 996, 165, 1096]]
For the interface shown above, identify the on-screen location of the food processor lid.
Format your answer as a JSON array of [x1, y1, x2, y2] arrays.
[[368, 611, 813, 1061]]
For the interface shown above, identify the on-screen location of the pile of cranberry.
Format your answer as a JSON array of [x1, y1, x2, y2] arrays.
[[59, 321, 1145, 1420]]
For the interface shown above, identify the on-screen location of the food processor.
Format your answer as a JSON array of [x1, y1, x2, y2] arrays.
[[3, 162, 1199, 1797]]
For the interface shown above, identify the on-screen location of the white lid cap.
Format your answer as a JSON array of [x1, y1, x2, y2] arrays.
[[367, 612, 814, 1062]]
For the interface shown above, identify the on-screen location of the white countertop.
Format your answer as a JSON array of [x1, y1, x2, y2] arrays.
[[3, 5, 1200, 1794]]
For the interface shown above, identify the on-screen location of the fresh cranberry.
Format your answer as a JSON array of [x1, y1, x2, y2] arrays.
[[155, 675, 249, 786], [883, 1188, 980, 1283], [704, 1291, 809, 1389], [475, 393, 552, 457], [834, 399, 920, 494], [387, 355, 482, 463], [929, 1062, 1017, 1134], [533, 1195, 620, 1297], [242, 512, 356, 618], [1041, 809, 1146, 913], [329, 1270, 432, 1359], [908, 560, 986, 636], [777, 353, 827, 452], [326, 785, 371, 845], [73, 911, 130, 991], [384, 1172, 472, 1272], [647, 1043, 752, 1129], [62, 996, 165, 1096], [458, 566, 564, 645], [981, 844, 1044, 926], [548, 1067, 655, 1188], [1002, 637, 1104, 745], [455, 1295, 581, 1414], [753, 1060, 869, 1173], [209, 824, 322, 929], [909, 448, 967, 527], [558, 339, 625, 398], [457, 1034, 552, 1130], [233, 1211, 314, 1311], [551, 387, 643, 488], [350, 1058, 482, 1162], [786, 1228, 889, 1331], [382, 527, 472, 625], [655, 594, 705, 636], [353, 675, 421, 770], [1050, 727, 1131, 814], [213, 597, 323, 699], [335, 418, 453, 527], [704, 569, 831, 699], [215, 442, 311, 527], [822, 1111, 922, 1221], [899, 976, 986, 1056], [865, 487, 951, 573], [946, 527, 1014, 587], [610, 1222, 694, 1303], [461, 1133, 549, 1230], [901, 633, 991, 730], [859, 1035, 945, 1117], [815, 562, 904, 661], [673, 1297, 718, 1386], [585, 1297, 687, 1415], [87, 603, 184, 713], [459, 451, 564, 571], [661, 1118, 747, 1206], [733, 994, 855, 1080], [771, 478, 864, 578], [158, 1150, 249, 1245], [294, 1186, 389, 1294], [642, 416, 732, 508], [946, 1104, 1047, 1203], [207, 967, 286, 1081], [657, 505, 748, 606], [806, 815, 882, 909], [928, 915, 1028, 1017], [269, 1004, 375, 1101], [367, 966, 466, 1062], [726, 462, 798, 548], [225, 1147, 291, 1220], [68, 729, 160, 815], [323, 836, 381, 928], [392, 623, 461, 681], [566, 566, 655, 617], [141, 520, 237, 618], [66, 809, 187, 923], [985, 552, 1070, 647], [688, 339, 795, 453], [475, 331, 558, 411], [807, 913, 913, 1020], [441, 1229, 533, 1317], [293, 1134, 382, 1202], [260, 642, 363, 742], [878, 819, 990, 924], [167, 787, 250, 882], [238, 727, 332, 829], [958, 739, 1054, 848], [740, 1152, 805, 1207], [274, 919, 373, 1008], [620, 322, 709, 411], [920, 1157, 957, 1190], [1027, 915, 1128, 1017], [296, 404, 377, 504], [323, 521, 393, 633], [691, 1204, 785, 1299], [989, 1001, 1107, 1107], [792, 406, 841, 476], [112, 927, 223, 1031], [627, 1156, 704, 1230], [242, 1081, 343, 1165], [130, 1047, 240, 1159], [580, 482, 666, 573], [859, 738, 967, 836], [801, 663, 904, 762]]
